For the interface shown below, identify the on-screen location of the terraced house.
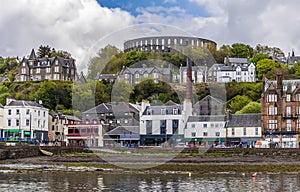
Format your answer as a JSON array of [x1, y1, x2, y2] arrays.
[[17, 49, 76, 81], [262, 71, 300, 148]]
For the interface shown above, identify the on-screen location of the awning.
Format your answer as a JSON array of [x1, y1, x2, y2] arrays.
[[6, 129, 21, 133]]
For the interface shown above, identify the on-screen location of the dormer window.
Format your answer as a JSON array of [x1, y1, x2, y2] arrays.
[[161, 108, 166, 115], [173, 108, 178, 115]]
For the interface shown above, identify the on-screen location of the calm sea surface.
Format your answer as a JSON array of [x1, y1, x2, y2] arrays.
[[0, 171, 299, 192]]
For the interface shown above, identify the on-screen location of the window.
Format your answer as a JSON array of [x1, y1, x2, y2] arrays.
[[8, 110, 11, 115], [203, 132, 208, 136], [296, 94, 300, 101], [192, 132, 196, 137], [268, 94, 277, 102], [286, 95, 291, 102], [16, 119, 19, 126], [268, 106, 277, 115], [211, 123, 215, 128], [161, 108, 166, 115], [268, 120, 278, 130], [43, 111, 46, 117], [153, 73, 158, 79], [160, 120, 166, 134], [135, 73, 139, 79], [46, 68, 51, 73], [144, 73, 148, 78], [36, 68, 40, 74], [38, 111, 40, 116], [297, 120, 300, 129], [26, 119, 30, 126], [255, 128, 259, 135], [146, 120, 152, 134], [16, 110, 19, 115], [54, 66, 59, 72], [231, 128, 235, 136], [8, 120, 11, 126], [286, 106, 291, 116], [215, 132, 220, 137], [173, 108, 178, 115], [203, 124, 207, 128], [124, 119, 128, 124], [26, 109, 30, 115], [124, 74, 129, 79], [172, 120, 179, 134], [21, 68, 26, 74], [243, 128, 247, 136], [287, 120, 292, 131], [52, 125, 55, 131], [191, 124, 195, 128]]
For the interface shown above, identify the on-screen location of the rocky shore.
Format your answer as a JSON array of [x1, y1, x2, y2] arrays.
[[2, 151, 300, 174]]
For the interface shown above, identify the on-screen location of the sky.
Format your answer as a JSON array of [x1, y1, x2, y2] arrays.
[[1, 0, 300, 72]]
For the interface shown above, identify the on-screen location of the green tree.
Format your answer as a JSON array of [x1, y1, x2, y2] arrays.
[[37, 45, 52, 58], [236, 102, 261, 114], [87, 45, 120, 79], [111, 80, 133, 102], [254, 44, 285, 58], [231, 43, 253, 58], [250, 53, 270, 64], [256, 59, 279, 79], [227, 95, 251, 113]]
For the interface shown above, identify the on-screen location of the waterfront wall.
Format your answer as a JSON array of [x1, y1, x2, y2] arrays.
[[0, 146, 85, 160]]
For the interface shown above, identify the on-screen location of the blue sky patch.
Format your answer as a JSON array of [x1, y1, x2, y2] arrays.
[[97, 0, 209, 17]]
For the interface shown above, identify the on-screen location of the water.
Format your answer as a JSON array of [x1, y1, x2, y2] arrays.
[[0, 171, 299, 191]]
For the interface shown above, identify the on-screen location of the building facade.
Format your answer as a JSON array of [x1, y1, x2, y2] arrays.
[[262, 72, 300, 148], [226, 113, 262, 147], [17, 49, 76, 81], [208, 63, 256, 83], [179, 66, 207, 84], [65, 123, 103, 147], [119, 66, 172, 85], [139, 102, 185, 146], [185, 115, 226, 147], [48, 112, 81, 143], [82, 102, 140, 128], [124, 36, 216, 53], [3, 98, 48, 142]]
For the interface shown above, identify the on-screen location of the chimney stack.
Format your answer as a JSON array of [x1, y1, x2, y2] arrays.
[[185, 56, 192, 101]]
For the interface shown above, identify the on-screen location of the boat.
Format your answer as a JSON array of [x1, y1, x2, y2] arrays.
[[39, 147, 54, 156]]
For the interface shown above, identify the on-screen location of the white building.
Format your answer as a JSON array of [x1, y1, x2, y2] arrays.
[[185, 115, 226, 147], [179, 66, 207, 83], [208, 62, 256, 83], [226, 113, 262, 147], [139, 101, 185, 146], [3, 98, 49, 141]]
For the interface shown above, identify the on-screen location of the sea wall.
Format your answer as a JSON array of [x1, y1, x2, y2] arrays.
[[0, 146, 85, 160]]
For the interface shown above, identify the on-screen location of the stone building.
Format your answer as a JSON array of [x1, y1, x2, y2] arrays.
[[119, 66, 172, 85], [17, 49, 76, 81], [262, 71, 300, 148], [124, 36, 216, 53]]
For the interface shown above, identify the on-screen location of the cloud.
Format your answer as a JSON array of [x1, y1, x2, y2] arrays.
[[189, 0, 300, 54], [0, 0, 134, 70]]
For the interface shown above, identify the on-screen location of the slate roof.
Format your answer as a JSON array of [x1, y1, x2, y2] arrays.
[[264, 79, 300, 93], [228, 57, 249, 64], [6, 100, 45, 108], [142, 105, 182, 115], [104, 126, 139, 135], [95, 74, 118, 80], [187, 115, 226, 122], [121, 66, 171, 75], [49, 112, 81, 122], [82, 102, 140, 115], [227, 113, 261, 127], [179, 66, 206, 72]]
